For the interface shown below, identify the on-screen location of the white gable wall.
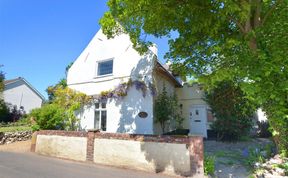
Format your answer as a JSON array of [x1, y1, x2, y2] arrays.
[[4, 80, 43, 113], [68, 29, 156, 134]]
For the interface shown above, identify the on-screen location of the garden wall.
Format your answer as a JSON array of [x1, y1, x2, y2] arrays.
[[0, 131, 32, 144], [31, 130, 204, 177]]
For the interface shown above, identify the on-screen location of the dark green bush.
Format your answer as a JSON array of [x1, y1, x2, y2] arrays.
[[205, 81, 257, 141], [0, 99, 10, 122], [29, 104, 66, 131]]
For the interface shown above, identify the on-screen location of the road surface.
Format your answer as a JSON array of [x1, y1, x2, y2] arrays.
[[0, 152, 171, 178]]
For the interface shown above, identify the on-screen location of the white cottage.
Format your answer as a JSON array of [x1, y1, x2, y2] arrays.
[[3, 77, 45, 113], [67, 29, 212, 137]]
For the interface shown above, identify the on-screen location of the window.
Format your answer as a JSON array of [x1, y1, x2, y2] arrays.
[[94, 102, 107, 131], [97, 60, 113, 76]]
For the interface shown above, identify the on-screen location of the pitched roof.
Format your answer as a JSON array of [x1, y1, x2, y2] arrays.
[[4, 77, 46, 101], [156, 61, 182, 87], [4, 78, 20, 85]]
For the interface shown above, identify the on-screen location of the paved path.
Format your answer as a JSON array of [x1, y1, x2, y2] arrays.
[[0, 152, 172, 178], [0, 140, 31, 152]]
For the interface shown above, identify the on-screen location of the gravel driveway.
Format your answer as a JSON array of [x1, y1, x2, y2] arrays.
[[204, 138, 273, 178]]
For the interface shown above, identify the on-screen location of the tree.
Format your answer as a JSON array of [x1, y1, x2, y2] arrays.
[[100, 0, 288, 155], [0, 66, 9, 122], [0, 67, 4, 92], [154, 85, 183, 133], [46, 78, 67, 102], [205, 80, 257, 141], [46, 62, 73, 102]]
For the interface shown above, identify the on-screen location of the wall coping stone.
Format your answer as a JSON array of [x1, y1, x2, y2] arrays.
[[36, 130, 202, 144]]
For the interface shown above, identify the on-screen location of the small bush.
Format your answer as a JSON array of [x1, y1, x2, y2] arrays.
[[0, 100, 26, 123], [29, 104, 66, 131], [204, 155, 215, 176], [0, 99, 10, 122]]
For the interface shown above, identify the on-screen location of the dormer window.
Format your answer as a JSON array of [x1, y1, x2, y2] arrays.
[[97, 59, 113, 76]]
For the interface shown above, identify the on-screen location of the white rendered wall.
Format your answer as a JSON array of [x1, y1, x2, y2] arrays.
[[78, 87, 154, 134], [176, 84, 209, 130], [3, 80, 43, 113], [106, 87, 154, 134], [36, 135, 87, 161], [67, 29, 156, 134], [93, 138, 191, 176], [67, 29, 157, 96]]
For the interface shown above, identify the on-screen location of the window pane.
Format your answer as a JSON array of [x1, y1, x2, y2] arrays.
[[95, 103, 100, 109], [94, 111, 100, 129], [101, 102, 106, 109], [101, 111, 107, 131], [98, 60, 113, 76]]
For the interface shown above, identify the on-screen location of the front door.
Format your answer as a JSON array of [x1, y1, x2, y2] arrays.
[[189, 105, 207, 138]]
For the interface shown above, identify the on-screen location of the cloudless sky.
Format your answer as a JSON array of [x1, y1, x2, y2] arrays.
[[0, 0, 171, 99]]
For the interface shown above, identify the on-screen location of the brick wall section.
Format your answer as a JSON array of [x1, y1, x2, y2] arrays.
[[93, 132, 193, 144], [86, 131, 96, 162], [188, 136, 204, 176], [31, 130, 204, 176]]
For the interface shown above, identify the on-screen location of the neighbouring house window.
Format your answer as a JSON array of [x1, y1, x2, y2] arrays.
[[97, 60, 113, 76], [94, 102, 107, 131]]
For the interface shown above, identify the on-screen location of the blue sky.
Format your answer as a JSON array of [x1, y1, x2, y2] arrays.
[[0, 0, 170, 99]]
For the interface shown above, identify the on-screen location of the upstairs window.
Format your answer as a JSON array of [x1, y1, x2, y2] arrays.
[[97, 60, 113, 76]]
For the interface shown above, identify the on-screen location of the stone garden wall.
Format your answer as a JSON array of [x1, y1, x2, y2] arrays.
[[0, 131, 32, 144]]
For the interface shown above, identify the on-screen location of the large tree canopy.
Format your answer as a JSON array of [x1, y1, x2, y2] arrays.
[[100, 0, 288, 154]]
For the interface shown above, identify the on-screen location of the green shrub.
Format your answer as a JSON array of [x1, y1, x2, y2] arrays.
[[29, 104, 66, 131], [204, 155, 215, 176], [205, 81, 257, 141], [154, 85, 183, 133], [0, 99, 10, 122]]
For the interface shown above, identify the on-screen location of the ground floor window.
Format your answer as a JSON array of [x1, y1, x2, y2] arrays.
[[94, 102, 107, 131]]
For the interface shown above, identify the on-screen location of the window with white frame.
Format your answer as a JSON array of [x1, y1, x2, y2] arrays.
[[97, 59, 113, 76], [94, 102, 107, 131]]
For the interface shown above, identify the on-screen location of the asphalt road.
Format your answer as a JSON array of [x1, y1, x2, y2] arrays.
[[0, 152, 171, 178]]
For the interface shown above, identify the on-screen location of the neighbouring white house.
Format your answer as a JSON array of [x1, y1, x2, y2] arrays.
[[67, 29, 269, 137], [3, 77, 45, 113], [67, 29, 215, 137]]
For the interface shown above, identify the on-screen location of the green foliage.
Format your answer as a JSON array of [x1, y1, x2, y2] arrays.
[[244, 148, 265, 167], [0, 67, 4, 92], [154, 85, 183, 133], [204, 155, 215, 176], [29, 104, 66, 131], [205, 81, 257, 141], [31, 86, 90, 131], [0, 99, 10, 122], [46, 78, 67, 102], [52, 87, 91, 131], [0, 125, 32, 132], [101, 0, 288, 155], [0, 119, 32, 133]]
